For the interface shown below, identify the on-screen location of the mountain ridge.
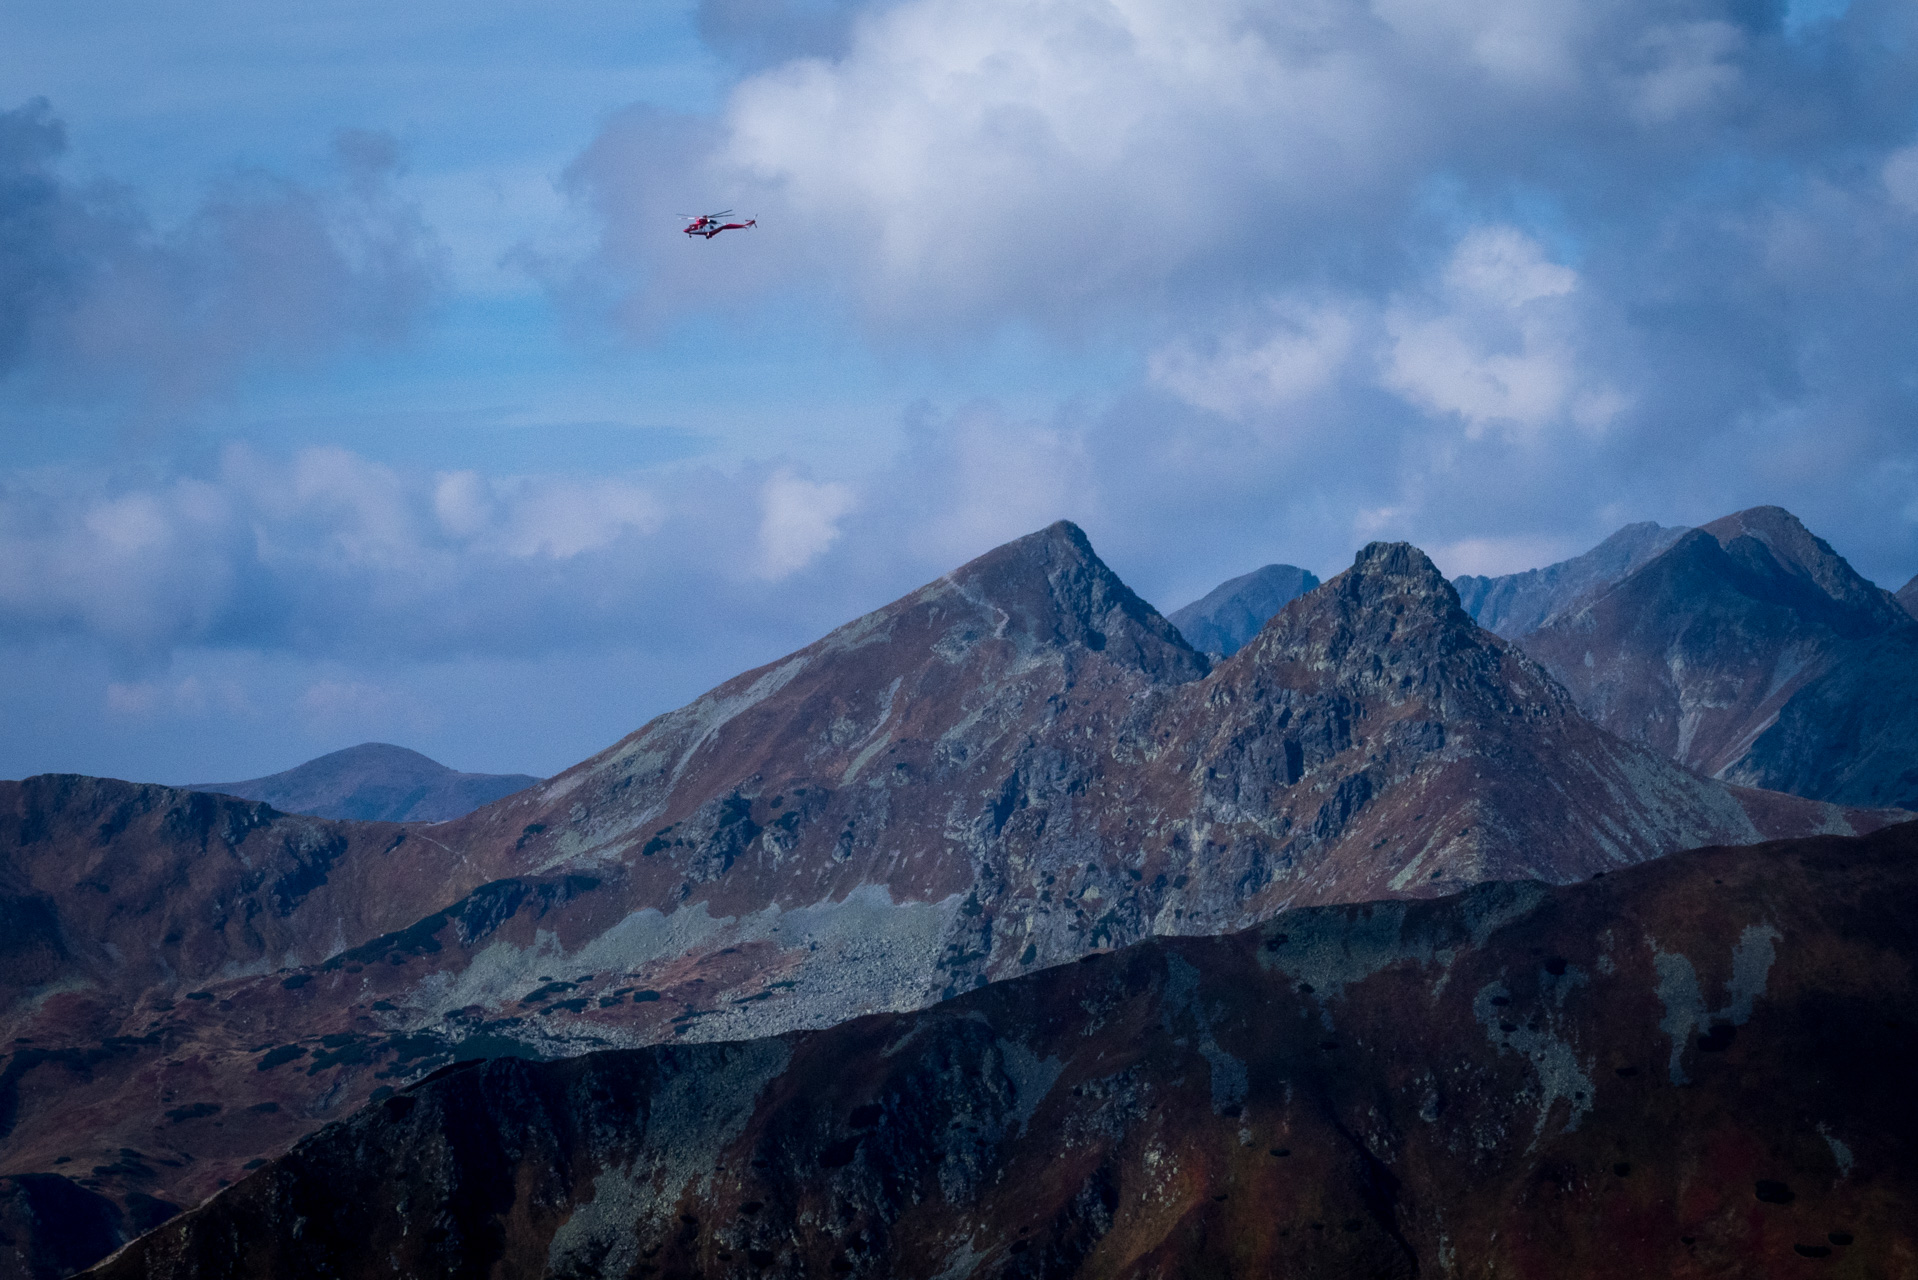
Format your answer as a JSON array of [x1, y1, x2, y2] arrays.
[[86, 819, 1918, 1279], [1166, 562, 1320, 656], [1518, 506, 1918, 809], [1453, 520, 1689, 638]]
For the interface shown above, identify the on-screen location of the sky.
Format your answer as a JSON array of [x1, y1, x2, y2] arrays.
[[2, 0, 1916, 784]]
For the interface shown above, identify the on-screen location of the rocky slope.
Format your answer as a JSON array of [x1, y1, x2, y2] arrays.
[[1165, 563, 1319, 656], [1517, 506, 1918, 810], [1897, 573, 1917, 620], [191, 743, 538, 823], [2, 522, 1901, 1276], [88, 819, 1918, 1280], [1454, 520, 1688, 638]]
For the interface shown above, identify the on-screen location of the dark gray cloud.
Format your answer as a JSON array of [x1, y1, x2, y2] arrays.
[[0, 100, 442, 409]]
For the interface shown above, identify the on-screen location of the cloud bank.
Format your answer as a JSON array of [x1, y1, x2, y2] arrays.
[[0, 101, 441, 409]]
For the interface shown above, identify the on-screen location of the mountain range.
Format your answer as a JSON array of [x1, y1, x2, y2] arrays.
[[190, 743, 538, 823], [1, 512, 1912, 1277], [1508, 507, 1918, 811], [1454, 520, 1690, 638], [89, 819, 1918, 1278]]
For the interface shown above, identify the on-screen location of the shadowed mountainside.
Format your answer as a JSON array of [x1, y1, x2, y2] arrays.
[[1165, 563, 1320, 656], [1518, 506, 1918, 811], [1897, 573, 1917, 620], [88, 820, 1918, 1280], [2, 522, 1902, 1276], [191, 743, 538, 823], [1453, 520, 1689, 638]]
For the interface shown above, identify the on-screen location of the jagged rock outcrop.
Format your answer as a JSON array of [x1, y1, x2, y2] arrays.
[[1166, 563, 1319, 656], [1897, 573, 1918, 621], [191, 743, 538, 823], [88, 821, 1918, 1280], [1517, 506, 1918, 810], [2, 522, 1902, 1275], [1453, 520, 1688, 638]]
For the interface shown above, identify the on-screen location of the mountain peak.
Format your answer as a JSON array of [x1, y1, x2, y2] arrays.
[[1698, 505, 1902, 627], [944, 520, 1206, 680], [191, 743, 537, 823], [1341, 541, 1462, 609], [1899, 574, 1918, 621]]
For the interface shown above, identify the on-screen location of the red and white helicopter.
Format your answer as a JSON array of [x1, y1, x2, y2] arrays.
[[681, 209, 757, 239]]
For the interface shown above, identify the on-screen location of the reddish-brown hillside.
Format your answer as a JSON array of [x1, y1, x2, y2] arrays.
[[88, 820, 1918, 1280]]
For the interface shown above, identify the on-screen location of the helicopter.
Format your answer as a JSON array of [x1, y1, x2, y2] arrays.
[[681, 210, 757, 239]]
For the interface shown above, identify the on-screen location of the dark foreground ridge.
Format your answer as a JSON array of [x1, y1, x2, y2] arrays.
[[89, 820, 1918, 1279]]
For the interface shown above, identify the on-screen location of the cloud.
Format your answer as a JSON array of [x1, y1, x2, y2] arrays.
[[0, 443, 886, 666], [1148, 300, 1360, 421], [1383, 226, 1621, 440], [0, 100, 442, 408], [757, 468, 855, 579]]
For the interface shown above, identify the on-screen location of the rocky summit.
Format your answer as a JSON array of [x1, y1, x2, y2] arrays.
[[1898, 573, 1918, 621], [191, 743, 539, 823], [1517, 506, 1918, 810], [87, 820, 1918, 1280], [0, 522, 1902, 1276], [1165, 563, 1320, 657]]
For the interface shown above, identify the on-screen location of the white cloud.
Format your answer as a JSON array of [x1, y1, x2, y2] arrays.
[[1149, 300, 1359, 419], [1383, 226, 1619, 441], [757, 469, 856, 579]]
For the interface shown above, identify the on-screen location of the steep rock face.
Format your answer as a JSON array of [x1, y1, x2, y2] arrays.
[[191, 743, 538, 823], [1165, 563, 1319, 656], [1518, 506, 1918, 809], [91, 821, 1918, 1280], [1897, 573, 1918, 621], [3, 524, 1901, 1275], [1454, 520, 1688, 638]]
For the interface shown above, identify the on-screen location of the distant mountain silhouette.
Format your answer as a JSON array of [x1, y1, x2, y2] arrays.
[[1898, 573, 1918, 620], [191, 743, 538, 822], [1518, 506, 1918, 810], [1167, 563, 1320, 655], [93, 821, 1918, 1280], [1454, 521, 1689, 637]]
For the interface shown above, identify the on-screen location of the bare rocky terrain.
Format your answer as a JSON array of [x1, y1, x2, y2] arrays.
[[87, 821, 1918, 1279], [1516, 506, 1918, 811], [1, 521, 1905, 1277], [191, 743, 538, 823]]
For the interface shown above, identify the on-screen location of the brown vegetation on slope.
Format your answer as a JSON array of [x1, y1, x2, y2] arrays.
[[90, 820, 1918, 1279]]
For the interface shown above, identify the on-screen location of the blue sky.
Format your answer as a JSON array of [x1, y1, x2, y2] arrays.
[[3, 0, 1916, 783]]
